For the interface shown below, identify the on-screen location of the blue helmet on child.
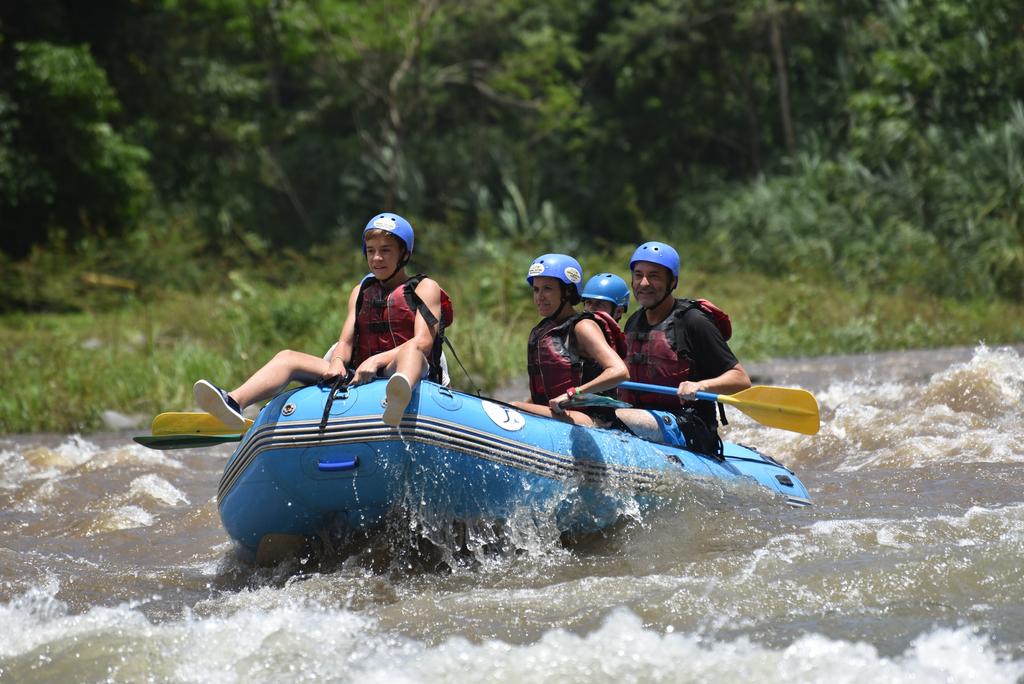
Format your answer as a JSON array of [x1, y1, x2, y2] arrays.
[[363, 212, 414, 255], [629, 241, 679, 278], [526, 253, 584, 297], [582, 273, 630, 308]]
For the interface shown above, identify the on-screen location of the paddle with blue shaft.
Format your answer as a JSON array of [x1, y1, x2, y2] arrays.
[[618, 380, 820, 434]]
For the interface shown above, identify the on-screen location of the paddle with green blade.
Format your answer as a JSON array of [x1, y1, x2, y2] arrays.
[[561, 393, 633, 410], [133, 433, 244, 450], [617, 380, 820, 434]]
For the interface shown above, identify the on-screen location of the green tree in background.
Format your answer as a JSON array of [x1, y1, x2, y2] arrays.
[[0, 0, 1021, 302], [0, 38, 150, 257]]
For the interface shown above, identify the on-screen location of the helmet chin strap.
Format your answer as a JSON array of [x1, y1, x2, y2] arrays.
[[644, 277, 677, 311], [541, 285, 574, 323], [376, 249, 410, 287]]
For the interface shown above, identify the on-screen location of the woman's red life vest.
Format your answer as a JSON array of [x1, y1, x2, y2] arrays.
[[527, 311, 622, 404], [352, 275, 453, 378], [618, 298, 730, 411]]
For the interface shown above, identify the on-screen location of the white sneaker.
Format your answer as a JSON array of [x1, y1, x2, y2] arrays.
[[193, 380, 248, 431], [383, 373, 412, 427]]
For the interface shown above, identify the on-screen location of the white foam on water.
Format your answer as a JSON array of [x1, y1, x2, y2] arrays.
[[0, 436, 101, 489], [0, 437, 184, 505], [731, 344, 1024, 471], [619, 501, 1024, 637], [1, 590, 1020, 684], [353, 610, 1023, 684], [82, 443, 185, 472], [0, 439, 105, 515], [85, 505, 156, 535], [0, 578, 150, 659], [53, 435, 102, 468], [798, 503, 1024, 560], [122, 443, 186, 470], [128, 474, 190, 507], [0, 448, 38, 493]]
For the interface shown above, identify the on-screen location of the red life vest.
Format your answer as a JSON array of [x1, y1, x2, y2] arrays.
[[352, 274, 453, 380], [591, 309, 627, 358], [618, 298, 730, 411], [527, 312, 621, 404]]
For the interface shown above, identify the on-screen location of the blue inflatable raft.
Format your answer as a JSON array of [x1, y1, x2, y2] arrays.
[[217, 379, 811, 561]]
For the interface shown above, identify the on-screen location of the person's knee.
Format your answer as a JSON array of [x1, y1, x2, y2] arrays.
[[395, 347, 429, 379], [272, 349, 303, 366]]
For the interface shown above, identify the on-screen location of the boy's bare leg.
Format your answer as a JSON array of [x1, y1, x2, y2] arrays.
[[229, 350, 329, 408]]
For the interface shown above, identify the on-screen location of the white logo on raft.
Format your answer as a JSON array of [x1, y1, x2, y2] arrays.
[[563, 267, 581, 283], [527, 263, 545, 277], [372, 216, 396, 230], [481, 401, 526, 432]]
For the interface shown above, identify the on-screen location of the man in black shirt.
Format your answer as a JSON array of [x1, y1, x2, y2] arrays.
[[614, 241, 750, 452]]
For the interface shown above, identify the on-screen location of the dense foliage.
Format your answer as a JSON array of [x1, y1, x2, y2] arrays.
[[3, 256, 1022, 433], [1, 0, 1022, 306]]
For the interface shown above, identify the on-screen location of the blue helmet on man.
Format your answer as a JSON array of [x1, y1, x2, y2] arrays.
[[582, 273, 630, 309], [363, 212, 414, 255], [629, 241, 679, 278], [526, 253, 584, 300]]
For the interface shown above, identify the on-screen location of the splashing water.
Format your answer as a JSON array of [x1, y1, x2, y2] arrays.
[[2, 345, 1024, 680]]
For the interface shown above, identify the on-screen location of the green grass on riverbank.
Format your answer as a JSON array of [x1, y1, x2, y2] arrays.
[[3, 266, 1023, 434]]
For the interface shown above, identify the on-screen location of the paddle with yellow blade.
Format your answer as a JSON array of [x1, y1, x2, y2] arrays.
[[132, 412, 253, 450], [150, 412, 253, 436], [618, 381, 820, 435]]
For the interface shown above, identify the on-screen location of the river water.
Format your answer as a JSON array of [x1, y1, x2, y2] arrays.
[[1, 345, 1023, 682]]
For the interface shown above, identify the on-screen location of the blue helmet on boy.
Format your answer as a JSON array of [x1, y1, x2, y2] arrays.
[[526, 253, 584, 297], [363, 212, 414, 255], [582, 273, 630, 308], [629, 241, 679, 278]]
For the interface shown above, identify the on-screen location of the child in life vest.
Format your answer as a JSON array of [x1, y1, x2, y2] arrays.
[[581, 272, 629, 358], [193, 212, 452, 429], [581, 272, 630, 323]]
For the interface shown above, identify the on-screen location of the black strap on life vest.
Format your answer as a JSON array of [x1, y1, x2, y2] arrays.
[[401, 275, 480, 393], [403, 274, 445, 384], [669, 303, 730, 427], [347, 275, 377, 370]]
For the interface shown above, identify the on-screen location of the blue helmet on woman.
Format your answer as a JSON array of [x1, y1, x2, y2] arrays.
[[363, 212, 414, 255], [582, 273, 630, 309], [629, 241, 679, 278], [526, 253, 584, 298]]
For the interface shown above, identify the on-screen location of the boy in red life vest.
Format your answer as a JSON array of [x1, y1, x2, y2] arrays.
[[193, 212, 451, 429], [511, 254, 628, 426], [581, 272, 629, 358], [614, 241, 750, 451], [582, 272, 630, 323]]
